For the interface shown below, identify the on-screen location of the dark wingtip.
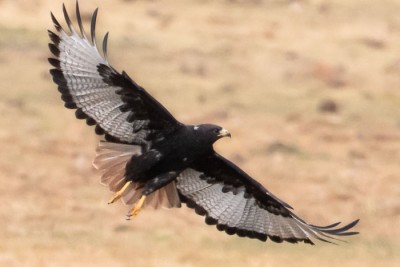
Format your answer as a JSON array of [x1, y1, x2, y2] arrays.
[[304, 239, 315, 245], [270, 235, 283, 243], [65, 102, 78, 109], [50, 12, 62, 31], [48, 58, 61, 68], [318, 219, 360, 235], [48, 43, 60, 57], [48, 30, 60, 45], [61, 93, 74, 103], [333, 231, 359, 236], [62, 3, 73, 32], [90, 8, 99, 46], [205, 216, 218, 225], [307, 218, 360, 245], [102, 32, 109, 61], [75, 109, 87, 120], [311, 221, 341, 229], [95, 125, 105, 135], [75, 0, 86, 38], [49, 68, 67, 86], [86, 117, 97, 126]]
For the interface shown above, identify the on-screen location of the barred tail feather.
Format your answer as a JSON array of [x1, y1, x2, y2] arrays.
[[93, 141, 180, 209], [143, 182, 181, 209], [93, 140, 141, 191]]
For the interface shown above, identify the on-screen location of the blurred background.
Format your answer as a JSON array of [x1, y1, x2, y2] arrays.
[[0, 0, 399, 266]]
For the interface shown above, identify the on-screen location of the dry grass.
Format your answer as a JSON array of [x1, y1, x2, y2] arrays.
[[0, 0, 399, 266]]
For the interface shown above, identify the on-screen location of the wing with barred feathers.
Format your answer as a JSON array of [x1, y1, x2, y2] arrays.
[[48, 2, 181, 146], [176, 153, 359, 244]]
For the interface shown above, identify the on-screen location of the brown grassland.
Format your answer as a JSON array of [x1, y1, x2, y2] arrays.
[[0, 0, 399, 266]]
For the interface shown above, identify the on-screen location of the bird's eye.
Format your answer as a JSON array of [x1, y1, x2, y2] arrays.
[[214, 128, 220, 134]]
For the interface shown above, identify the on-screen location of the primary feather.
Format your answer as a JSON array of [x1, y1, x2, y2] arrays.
[[48, 2, 359, 245]]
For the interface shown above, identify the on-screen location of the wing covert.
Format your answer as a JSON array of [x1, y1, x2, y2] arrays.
[[48, 2, 180, 145]]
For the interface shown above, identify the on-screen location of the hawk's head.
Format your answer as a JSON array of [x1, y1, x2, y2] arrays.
[[192, 124, 231, 145]]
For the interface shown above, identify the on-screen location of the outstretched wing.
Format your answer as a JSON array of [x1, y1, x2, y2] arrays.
[[48, 3, 181, 146], [176, 153, 359, 244]]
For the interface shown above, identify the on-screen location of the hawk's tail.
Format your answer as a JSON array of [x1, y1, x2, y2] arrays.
[[93, 141, 181, 209]]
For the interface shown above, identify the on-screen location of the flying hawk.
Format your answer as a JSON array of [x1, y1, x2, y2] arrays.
[[48, 2, 359, 244]]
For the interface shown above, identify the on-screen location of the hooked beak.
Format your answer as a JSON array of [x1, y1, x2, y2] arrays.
[[218, 128, 231, 138]]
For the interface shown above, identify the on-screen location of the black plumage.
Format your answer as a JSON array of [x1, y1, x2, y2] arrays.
[[48, 2, 359, 244]]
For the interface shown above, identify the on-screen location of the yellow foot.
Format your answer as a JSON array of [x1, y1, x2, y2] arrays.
[[108, 181, 132, 204], [126, 195, 147, 220]]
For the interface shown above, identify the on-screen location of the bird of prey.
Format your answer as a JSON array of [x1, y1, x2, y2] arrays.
[[48, 2, 359, 244]]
